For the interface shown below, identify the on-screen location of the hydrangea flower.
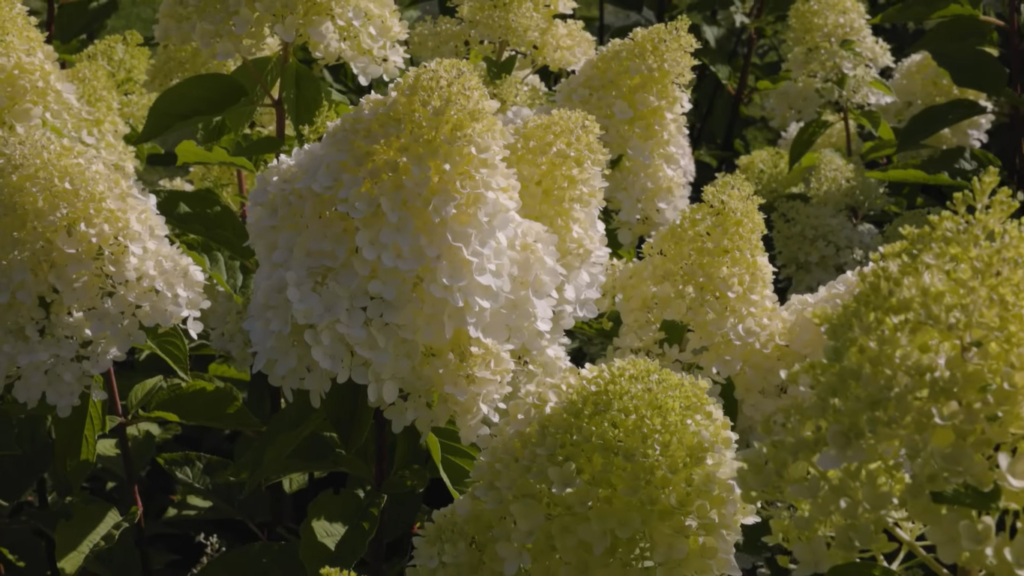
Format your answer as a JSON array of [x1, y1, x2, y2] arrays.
[[146, 43, 242, 95], [244, 59, 570, 443], [882, 52, 995, 150], [408, 0, 595, 72], [742, 168, 1024, 574], [0, 1, 208, 415], [154, 0, 408, 84], [65, 31, 154, 131], [505, 108, 610, 328], [556, 20, 699, 244], [409, 358, 752, 575]]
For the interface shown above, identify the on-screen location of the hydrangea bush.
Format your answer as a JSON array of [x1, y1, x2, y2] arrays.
[[0, 0, 1021, 573]]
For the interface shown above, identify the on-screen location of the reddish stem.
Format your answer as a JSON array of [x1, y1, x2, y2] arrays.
[[107, 367, 153, 575], [45, 0, 55, 44], [1009, 0, 1023, 190], [722, 0, 764, 150]]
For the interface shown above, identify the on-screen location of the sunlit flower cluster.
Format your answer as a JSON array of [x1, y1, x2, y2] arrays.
[[146, 43, 242, 95], [154, 0, 408, 84], [408, 0, 595, 71], [556, 19, 699, 244], [410, 358, 752, 575], [245, 59, 571, 443], [882, 52, 995, 150], [66, 31, 154, 132], [505, 108, 610, 328], [742, 169, 1024, 574], [763, 0, 893, 125], [0, 1, 208, 415]]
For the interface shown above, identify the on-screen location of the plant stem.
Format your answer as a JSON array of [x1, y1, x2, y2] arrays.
[[981, 14, 1007, 26], [598, 0, 605, 45], [45, 0, 55, 44], [1008, 0, 1023, 190], [36, 477, 60, 576], [274, 44, 291, 153], [842, 104, 853, 158], [236, 168, 248, 220], [722, 0, 764, 151], [888, 525, 952, 576], [369, 409, 388, 576], [243, 56, 279, 106], [107, 367, 153, 576]]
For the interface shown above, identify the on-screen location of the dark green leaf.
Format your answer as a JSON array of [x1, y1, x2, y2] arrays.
[[55, 0, 118, 44], [157, 452, 237, 490], [0, 413, 53, 503], [299, 490, 386, 574], [851, 109, 895, 140], [910, 16, 996, 54], [869, 78, 894, 97], [930, 483, 1001, 512], [865, 169, 969, 187], [196, 542, 304, 575], [152, 188, 254, 261], [175, 141, 256, 172], [897, 99, 989, 152], [52, 391, 105, 492], [0, 413, 19, 455], [282, 61, 326, 133], [233, 136, 286, 158], [146, 380, 262, 430], [323, 381, 374, 454], [827, 562, 900, 576], [788, 117, 835, 169], [54, 496, 125, 576], [926, 47, 1008, 96], [136, 74, 249, 143], [483, 54, 518, 82], [138, 325, 191, 380], [126, 376, 165, 416], [241, 395, 325, 493], [870, 0, 978, 23], [429, 425, 478, 495], [658, 319, 688, 348], [719, 377, 739, 428], [860, 138, 898, 161]]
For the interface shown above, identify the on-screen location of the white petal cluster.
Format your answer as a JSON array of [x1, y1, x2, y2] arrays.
[[409, 0, 595, 71], [609, 174, 779, 382], [556, 20, 699, 245], [154, 0, 408, 84], [505, 108, 610, 328], [742, 169, 1024, 575], [409, 358, 751, 576], [737, 148, 885, 296], [763, 0, 893, 124], [882, 51, 995, 150], [203, 285, 253, 372], [245, 59, 571, 444], [0, 1, 208, 415], [65, 31, 154, 132]]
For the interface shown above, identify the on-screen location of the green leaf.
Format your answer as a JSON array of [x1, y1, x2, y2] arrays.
[[0, 413, 19, 455], [126, 376, 165, 416], [851, 109, 895, 140], [869, 78, 895, 97], [429, 425, 478, 495], [788, 117, 835, 169], [146, 380, 262, 430], [136, 74, 249, 143], [241, 395, 326, 493], [54, 497, 125, 576], [910, 16, 996, 54], [0, 413, 53, 504], [52, 391, 105, 492], [897, 99, 989, 152], [299, 490, 386, 574], [870, 0, 978, 23], [196, 542, 305, 575], [657, 319, 688, 348], [483, 54, 518, 82], [152, 188, 254, 261], [930, 483, 1001, 512], [926, 47, 1008, 96], [827, 562, 900, 576], [860, 138, 898, 161], [233, 136, 286, 158], [138, 325, 191, 380], [865, 169, 969, 188], [281, 61, 326, 133], [175, 141, 256, 172], [719, 377, 739, 428], [224, 56, 283, 132], [323, 381, 374, 454], [426, 433, 459, 499], [54, 0, 118, 44], [157, 452, 237, 490]]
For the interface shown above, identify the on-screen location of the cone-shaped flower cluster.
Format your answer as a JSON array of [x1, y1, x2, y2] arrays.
[[409, 358, 751, 575], [0, 0, 208, 415], [245, 59, 579, 443], [555, 20, 699, 244], [742, 169, 1024, 574], [154, 0, 408, 84]]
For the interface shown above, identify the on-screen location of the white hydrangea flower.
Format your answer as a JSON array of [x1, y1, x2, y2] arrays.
[[203, 285, 253, 372], [409, 358, 752, 575], [154, 0, 408, 84], [556, 20, 699, 245], [244, 60, 570, 444], [882, 52, 995, 150], [65, 31, 154, 131], [505, 109, 610, 328], [0, 1, 209, 415], [408, 0, 595, 71]]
